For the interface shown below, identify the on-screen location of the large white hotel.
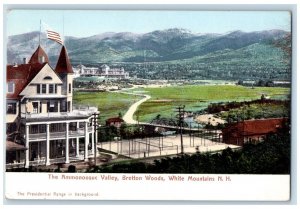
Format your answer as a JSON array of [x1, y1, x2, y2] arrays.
[[6, 45, 99, 169]]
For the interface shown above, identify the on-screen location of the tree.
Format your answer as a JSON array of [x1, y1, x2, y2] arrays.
[[118, 112, 122, 118]]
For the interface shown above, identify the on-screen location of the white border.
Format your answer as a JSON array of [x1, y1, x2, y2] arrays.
[[1, 0, 299, 207]]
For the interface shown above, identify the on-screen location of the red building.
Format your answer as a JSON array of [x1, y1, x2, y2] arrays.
[[106, 117, 124, 128], [222, 118, 287, 146]]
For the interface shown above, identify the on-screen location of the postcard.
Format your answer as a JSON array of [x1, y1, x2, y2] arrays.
[[4, 8, 292, 201]]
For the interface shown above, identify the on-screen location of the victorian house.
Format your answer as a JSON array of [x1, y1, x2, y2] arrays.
[[6, 45, 99, 169]]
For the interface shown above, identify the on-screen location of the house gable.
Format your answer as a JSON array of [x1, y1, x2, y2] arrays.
[[20, 64, 63, 96]]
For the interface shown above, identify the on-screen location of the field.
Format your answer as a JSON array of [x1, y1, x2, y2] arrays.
[[128, 85, 290, 122], [73, 91, 142, 124], [73, 85, 290, 123]]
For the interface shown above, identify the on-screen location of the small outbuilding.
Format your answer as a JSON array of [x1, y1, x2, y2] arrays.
[[106, 117, 125, 128], [222, 118, 288, 146]]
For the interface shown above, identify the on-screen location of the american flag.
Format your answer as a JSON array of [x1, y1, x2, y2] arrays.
[[46, 29, 63, 45], [42, 21, 64, 45]]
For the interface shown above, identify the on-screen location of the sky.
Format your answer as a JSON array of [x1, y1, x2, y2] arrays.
[[6, 10, 291, 38]]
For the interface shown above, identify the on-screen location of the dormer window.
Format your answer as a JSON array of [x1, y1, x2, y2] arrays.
[[38, 56, 45, 63], [7, 82, 15, 94]]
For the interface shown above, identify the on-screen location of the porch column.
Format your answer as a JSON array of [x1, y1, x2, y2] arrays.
[[91, 126, 95, 156], [76, 138, 80, 157], [76, 122, 79, 157], [25, 124, 30, 168], [95, 127, 98, 144], [58, 101, 61, 113], [46, 124, 50, 165], [65, 122, 70, 163], [84, 121, 89, 161]]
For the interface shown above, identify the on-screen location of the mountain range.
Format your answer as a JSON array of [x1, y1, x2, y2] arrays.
[[7, 28, 291, 80]]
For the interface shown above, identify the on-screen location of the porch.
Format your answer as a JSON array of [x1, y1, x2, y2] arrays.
[[20, 106, 98, 120], [6, 150, 95, 169], [28, 127, 93, 140]]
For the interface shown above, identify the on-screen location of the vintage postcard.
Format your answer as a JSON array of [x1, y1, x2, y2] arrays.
[[4, 8, 292, 201]]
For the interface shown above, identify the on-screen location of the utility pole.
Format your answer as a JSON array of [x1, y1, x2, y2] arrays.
[[93, 112, 99, 165], [175, 105, 185, 154]]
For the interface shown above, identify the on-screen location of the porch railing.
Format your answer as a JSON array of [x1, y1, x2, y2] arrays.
[[6, 152, 94, 169], [6, 161, 25, 169], [28, 127, 93, 140], [20, 106, 98, 119]]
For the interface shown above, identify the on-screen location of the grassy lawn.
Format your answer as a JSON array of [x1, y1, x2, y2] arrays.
[[131, 85, 290, 122], [73, 91, 142, 124], [74, 85, 290, 124]]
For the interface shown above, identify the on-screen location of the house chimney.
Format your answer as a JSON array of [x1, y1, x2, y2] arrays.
[[23, 58, 27, 64]]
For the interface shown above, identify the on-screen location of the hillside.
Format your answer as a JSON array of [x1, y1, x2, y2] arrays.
[[7, 28, 291, 80]]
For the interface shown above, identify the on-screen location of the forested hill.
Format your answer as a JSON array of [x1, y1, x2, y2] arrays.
[[8, 28, 291, 80]]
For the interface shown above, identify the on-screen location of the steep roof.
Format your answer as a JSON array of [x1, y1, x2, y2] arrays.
[[7, 63, 46, 99], [55, 45, 73, 74], [28, 45, 49, 64]]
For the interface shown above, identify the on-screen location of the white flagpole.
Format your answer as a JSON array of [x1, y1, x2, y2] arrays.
[[63, 12, 65, 46], [39, 19, 41, 46]]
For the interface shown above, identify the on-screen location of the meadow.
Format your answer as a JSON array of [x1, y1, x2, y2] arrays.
[[126, 85, 290, 122], [73, 85, 290, 123], [73, 91, 142, 124]]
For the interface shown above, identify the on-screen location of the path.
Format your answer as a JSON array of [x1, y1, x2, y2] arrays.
[[120, 91, 151, 124]]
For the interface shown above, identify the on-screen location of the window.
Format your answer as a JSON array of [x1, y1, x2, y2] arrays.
[[43, 76, 52, 80], [60, 101, 67, 112], [68, 83, 72, 93], [7, 103, 17, 114], [55, 84, 58, 93], [37, 85, 41, 94], [47, 101, 58, 112], [50, 123, 66, 132], [30, 125, 39, 134], [42, 84, 46, 94], [7, 82, 15, 93], [67, 101, 71, 112], [30, 124, 46, 134], [39, 124, 46, 133], [38, 56, 45, 63], [49, 84, 54, 94], [32, 102, 39, 114]]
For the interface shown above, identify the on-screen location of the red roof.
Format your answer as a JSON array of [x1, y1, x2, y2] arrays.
[[28, 45, 49, 64], [55, 45, 73, 74], [223, 118, 287, 136], [106, 117, 124, 123], [7, 63, 46, 99]]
